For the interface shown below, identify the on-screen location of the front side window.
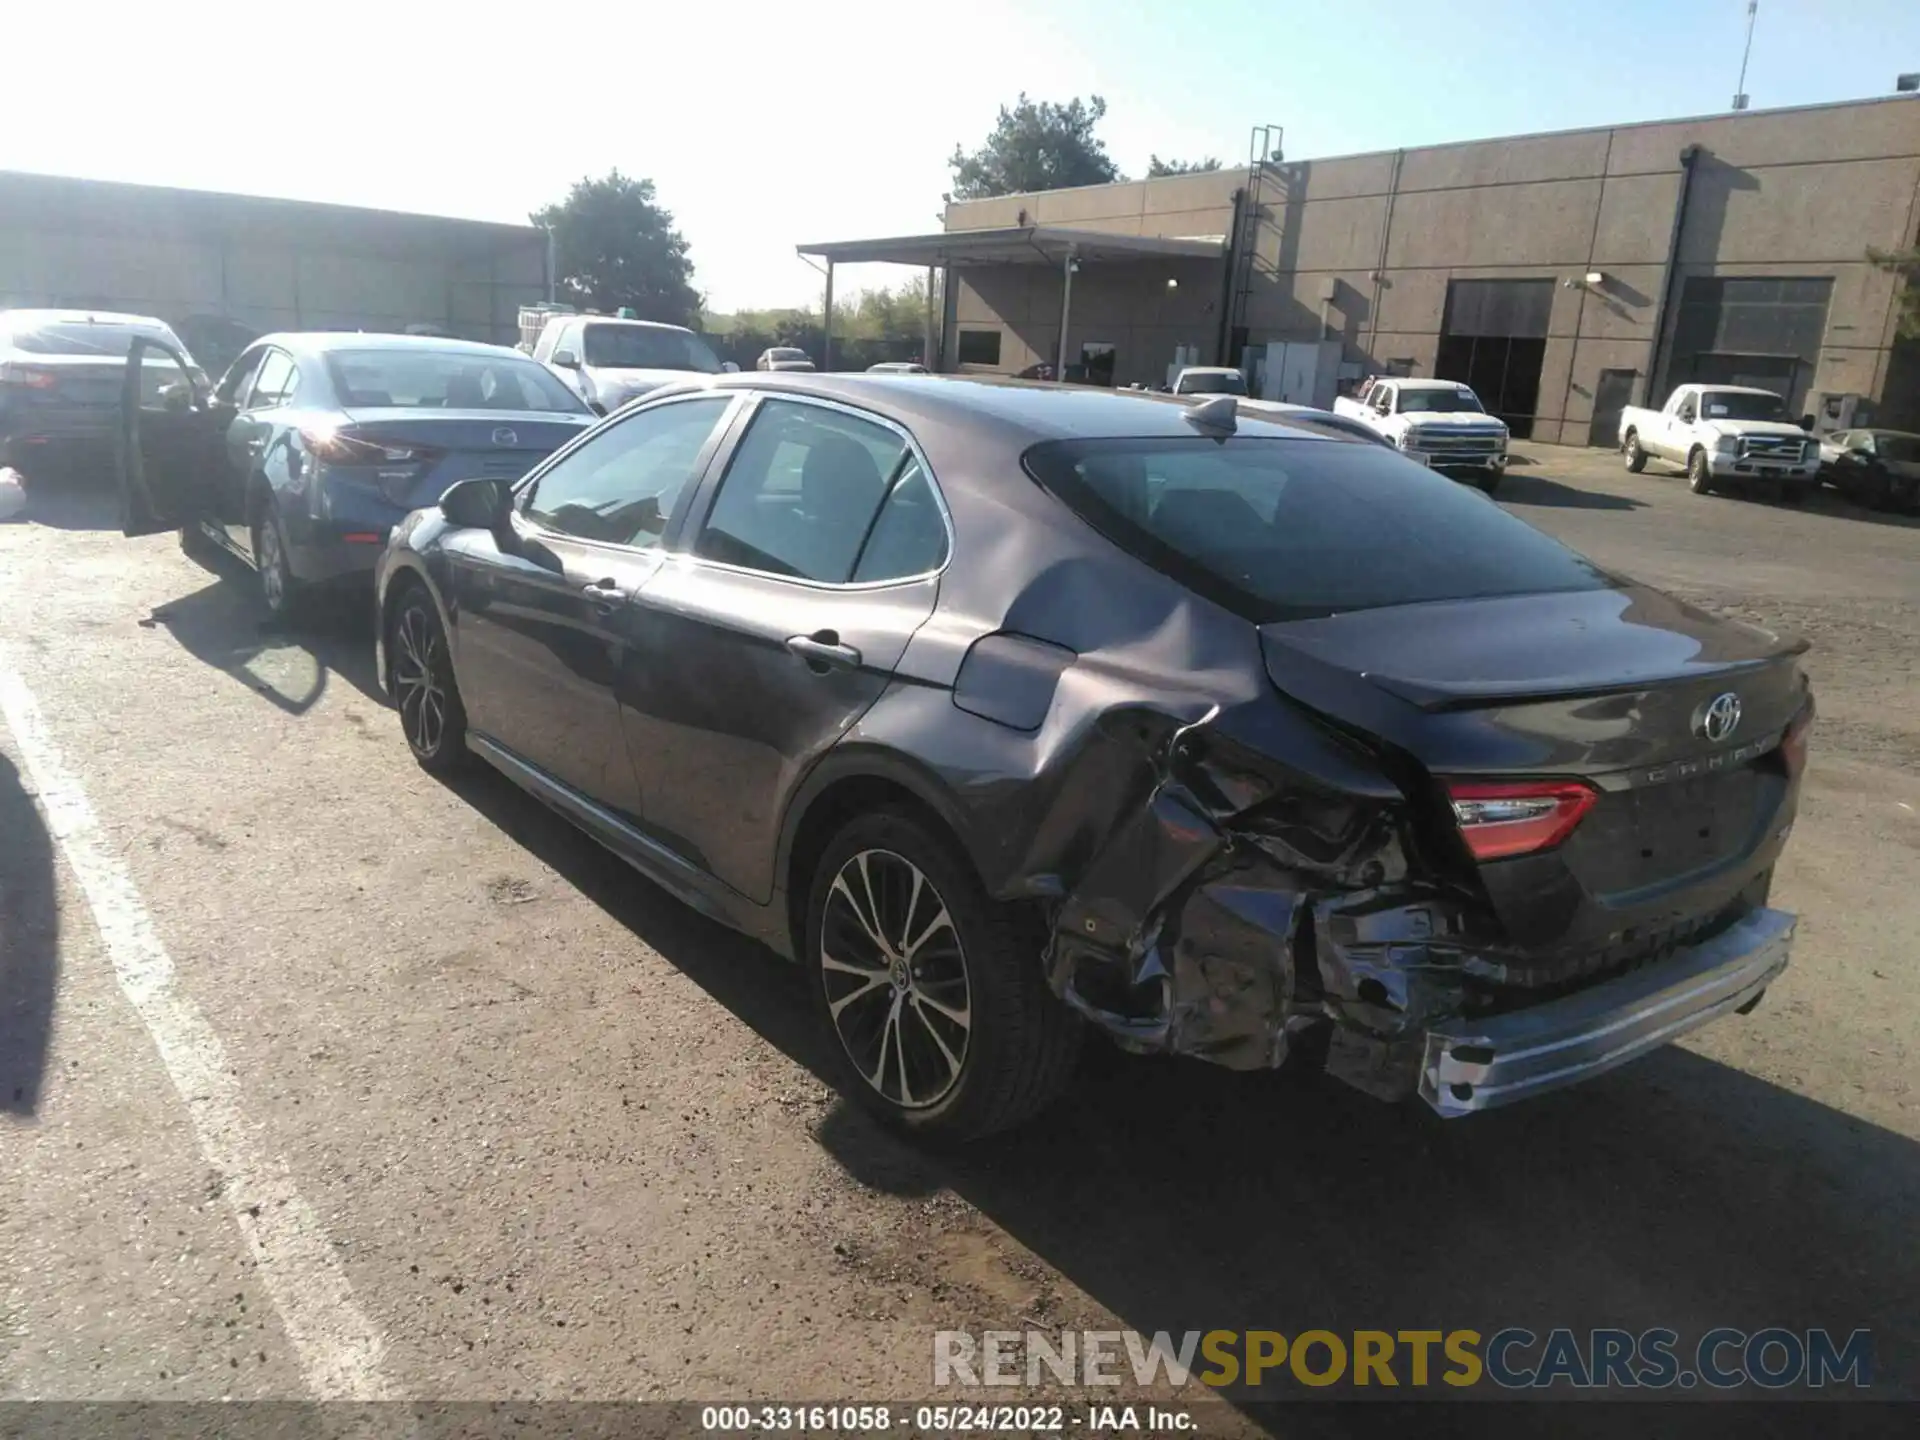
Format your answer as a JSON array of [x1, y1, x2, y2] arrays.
[[324, 348, 588, 413], [695, 399, 911, 583], [1025, 436, 1608, 624], [522, 396, 730, 547]]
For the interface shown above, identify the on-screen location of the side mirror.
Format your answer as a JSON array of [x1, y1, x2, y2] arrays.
[[721, 361, 740, 373], [1797, 414, 1814, 431], [552, 349, 581, 369], [439, 477, 509, 530]]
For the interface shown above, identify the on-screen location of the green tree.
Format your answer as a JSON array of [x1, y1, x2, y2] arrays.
[[1146, 155, 1222, 177], [948, 94, 1122, 200], [531, 172, 700, 327], [1869, 245, 1920, 339]]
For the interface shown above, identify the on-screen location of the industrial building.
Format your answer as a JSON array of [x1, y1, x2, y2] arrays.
[[0, 171, 549, 374], [803, 95, 1920, 443]]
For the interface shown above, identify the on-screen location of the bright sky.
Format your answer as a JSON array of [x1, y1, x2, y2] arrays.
[[6, 0, 1917, 311]]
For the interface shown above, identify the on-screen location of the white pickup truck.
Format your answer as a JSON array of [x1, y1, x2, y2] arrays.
[[1617, 384, 1820, 501], [1331, 377, 1509, 489]]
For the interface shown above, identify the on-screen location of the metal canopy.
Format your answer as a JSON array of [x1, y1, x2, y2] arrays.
[[795, 225, 1226, 268]]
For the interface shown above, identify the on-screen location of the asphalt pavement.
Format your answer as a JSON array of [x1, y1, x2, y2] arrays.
[[1, 446, 1915, 1428]]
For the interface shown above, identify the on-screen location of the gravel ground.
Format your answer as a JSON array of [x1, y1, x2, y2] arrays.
[[0, 446, 1915, 1430]]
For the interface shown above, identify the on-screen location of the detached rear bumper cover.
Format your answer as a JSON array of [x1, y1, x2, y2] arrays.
[[1419, 906, 1794, 1116]]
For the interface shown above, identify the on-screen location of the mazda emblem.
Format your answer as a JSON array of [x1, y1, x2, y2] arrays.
[[491, 426, 518, 447], [1695, 691, 1742, 743]]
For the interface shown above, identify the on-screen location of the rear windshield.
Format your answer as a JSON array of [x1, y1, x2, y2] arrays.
[[7, 319, 179, 358], [582, 324, 721, 372], [1024, 437, 1608, 623], [769, 348, 808, 361], [324, 349, 589, 413], [1876, 434, 1920, 462]]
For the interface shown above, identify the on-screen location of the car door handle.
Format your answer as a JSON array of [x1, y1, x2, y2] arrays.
[[582, 579, 624, 615], [786, 631, 861, 673]]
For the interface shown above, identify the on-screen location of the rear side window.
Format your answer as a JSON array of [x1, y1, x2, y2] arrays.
[[695, 399, 913, 583], [248, 351, 298, 409], [1024, 437, 1607, 623]]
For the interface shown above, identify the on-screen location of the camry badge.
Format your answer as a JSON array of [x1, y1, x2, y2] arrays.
[[1695, 691, 1742, 743], [491, 427, 518, 447]]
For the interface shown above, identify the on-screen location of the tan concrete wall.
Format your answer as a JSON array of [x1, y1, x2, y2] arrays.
[[943, 96, 1920, 441]]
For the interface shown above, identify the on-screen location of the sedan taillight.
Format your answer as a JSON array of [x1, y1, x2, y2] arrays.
[[0, 363, 59, 391], [300, 427, 441, 467], [1445, 779, 1598, 862]]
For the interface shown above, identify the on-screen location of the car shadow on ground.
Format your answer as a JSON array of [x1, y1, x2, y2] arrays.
[[0, 748, 59, 1120], [143, 540, 385, 716], [442, 765, 1916, 1425], [1498, 472, 1646, 511], [1777, 487, 1920, 531]]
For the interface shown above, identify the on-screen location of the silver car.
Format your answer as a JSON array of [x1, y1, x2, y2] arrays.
[[533, 315, 727, 414], [757, 347, 816, 373]]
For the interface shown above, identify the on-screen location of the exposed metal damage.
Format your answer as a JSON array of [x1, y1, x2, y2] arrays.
[[1041, 705, 1494, 1097]]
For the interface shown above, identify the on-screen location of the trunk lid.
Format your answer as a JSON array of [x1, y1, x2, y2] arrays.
[[1260, 585, 1809, 954], [1258, 585, 1805, 773], [337, 409, 594, 505], [11, 355, 132, 409]]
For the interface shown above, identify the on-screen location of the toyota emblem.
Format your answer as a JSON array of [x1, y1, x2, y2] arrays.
[[491, 426, 518, 447], [1695, 691, 1742, 743]]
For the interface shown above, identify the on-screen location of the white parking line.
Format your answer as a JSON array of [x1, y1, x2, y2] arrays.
[[0, 652, 398, 1401]]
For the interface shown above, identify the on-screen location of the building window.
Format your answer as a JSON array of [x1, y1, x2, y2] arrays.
[[957, 329, 1002, 366]]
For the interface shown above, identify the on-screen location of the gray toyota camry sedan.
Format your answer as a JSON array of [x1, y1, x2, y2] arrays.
[[374, 375, 1812, 1140]]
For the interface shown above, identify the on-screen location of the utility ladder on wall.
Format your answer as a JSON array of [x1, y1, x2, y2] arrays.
[[1230, 124, 1285, 363]]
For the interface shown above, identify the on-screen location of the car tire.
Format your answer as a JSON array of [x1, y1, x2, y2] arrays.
[[804, 809, 1081, 1142], [253, 500, 310, 623], [387, 583, 470, 775], [178, 521, 220, 563], [1687, 448, 1715, 495], [1622, 432, 1647, 473], [1861, 467, 1893, 512]]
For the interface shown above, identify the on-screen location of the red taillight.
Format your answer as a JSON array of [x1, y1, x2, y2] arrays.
[[1779, 703, 1813, 779], [0, 363, 59, 391], [1445, 779, 1598, 862], [300, 428, 439, 466]]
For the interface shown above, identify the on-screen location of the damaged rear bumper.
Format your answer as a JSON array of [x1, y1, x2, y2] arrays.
[[1418, 906, 1795, 1117]]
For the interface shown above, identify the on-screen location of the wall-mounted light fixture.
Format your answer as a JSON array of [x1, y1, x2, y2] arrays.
[[1585, 271, 1607, 286], [1166, 277, 1179, 290]]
